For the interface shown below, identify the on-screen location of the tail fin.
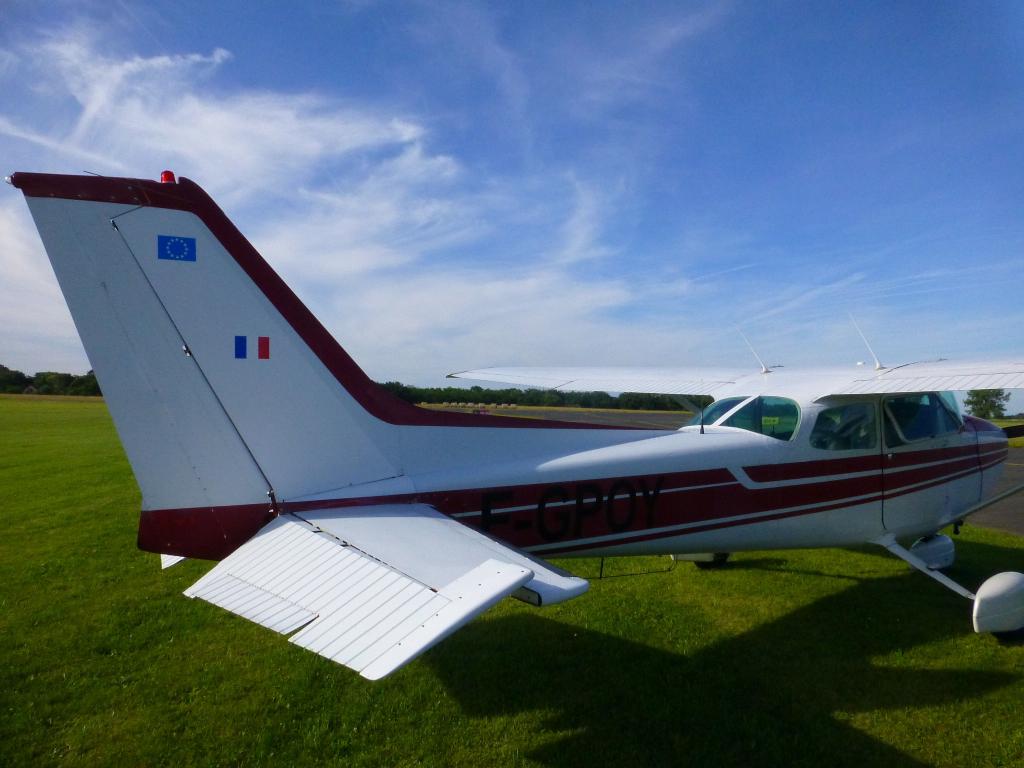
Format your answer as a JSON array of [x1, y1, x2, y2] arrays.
[[13, 172, 407, 520], [12, 172, 632, 557]]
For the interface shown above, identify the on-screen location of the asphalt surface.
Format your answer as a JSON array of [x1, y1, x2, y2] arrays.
[[973, 458, 1024, 536], [448, 406, 1024, 536]]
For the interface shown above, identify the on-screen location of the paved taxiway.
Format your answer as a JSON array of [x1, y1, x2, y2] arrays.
[[457, 407, 1023, 537]]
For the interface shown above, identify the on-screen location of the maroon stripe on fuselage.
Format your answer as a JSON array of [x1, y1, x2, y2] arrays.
[[137, 442, 1005, 560], [979, 450, 1009, 470], [285, 467, 737, 516], [885, 444, 980, 469], [883, 455, 981, 491], [744, 454, 881, 482], [978, 443, 1009, 459], [137, 502, 275, 560], [10, 172, 644, 433], [534, 494, 889, 556]]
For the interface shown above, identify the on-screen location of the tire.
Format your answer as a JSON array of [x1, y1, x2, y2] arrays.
[[694, 553, 730, 570]]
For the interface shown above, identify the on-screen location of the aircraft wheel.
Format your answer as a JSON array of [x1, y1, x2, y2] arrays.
[[694, 553, 730, 570]]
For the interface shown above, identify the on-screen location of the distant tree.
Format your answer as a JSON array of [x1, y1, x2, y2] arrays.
[[32, 372, 74, 395], [0, 365, 102, 396], [0, 364, 31, 394], [964, 389, 1011, 419], [377, 381, 694, 411], [67, 370, 101, 396]]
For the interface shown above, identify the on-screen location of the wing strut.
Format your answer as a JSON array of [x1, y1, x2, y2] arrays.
[[875, 534, 974, 600]]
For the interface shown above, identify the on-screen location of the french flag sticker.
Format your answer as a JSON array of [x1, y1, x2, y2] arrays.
[[234, 335, 270, 359]]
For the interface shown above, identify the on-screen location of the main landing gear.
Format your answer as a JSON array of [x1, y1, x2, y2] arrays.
[[670, 552, 731, 570], [877, 533, 1024, 635]]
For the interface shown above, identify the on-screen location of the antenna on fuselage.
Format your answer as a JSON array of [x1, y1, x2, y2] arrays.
[[849, 313, 885, 371], [738, 329, 770, 375]]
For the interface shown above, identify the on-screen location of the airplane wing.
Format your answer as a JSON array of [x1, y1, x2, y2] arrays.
[[450, 359, 1024, 399], [184, 504, 587, 679], [829, 359, 1024, 395], [447, 366, 748, 397]]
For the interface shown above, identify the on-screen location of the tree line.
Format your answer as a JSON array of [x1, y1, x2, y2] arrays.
[[379, 382, 695, 411], [2, 362, 1019, 417], [0, 365, 101, 396], [0, 364, 684, 408]]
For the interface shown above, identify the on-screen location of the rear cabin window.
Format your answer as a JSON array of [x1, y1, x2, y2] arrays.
[[883, 393, 961, 446], [721, 396, 800, 441], [810, 403, 877, 451]]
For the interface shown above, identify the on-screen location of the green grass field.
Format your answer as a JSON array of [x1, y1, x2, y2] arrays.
[[2, 395, 1024, 767]]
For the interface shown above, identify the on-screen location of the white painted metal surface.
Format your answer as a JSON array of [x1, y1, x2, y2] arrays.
[[24, 198, 270, 511], [111, 205, 400, 498], [185, 515, 532, 678], [839, 360, 1024, 395], [973, 572, 1024, 633], [296, 503, 588, 606], [451, 360, 1024, 399], [27, 195, 657, 507]]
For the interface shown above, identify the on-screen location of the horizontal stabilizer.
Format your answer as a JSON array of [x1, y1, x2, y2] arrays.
[[185, 514, 532, 679], [293, 502, 589, 606]]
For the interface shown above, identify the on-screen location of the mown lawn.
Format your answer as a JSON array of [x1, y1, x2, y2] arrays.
[[2, 395, 1023, 767]]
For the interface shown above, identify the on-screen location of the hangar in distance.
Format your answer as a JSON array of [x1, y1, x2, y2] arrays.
[[8, 169, 1024, 679]]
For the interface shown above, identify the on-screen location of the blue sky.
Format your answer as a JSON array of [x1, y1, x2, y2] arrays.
[[2, 1, 1022, 392]]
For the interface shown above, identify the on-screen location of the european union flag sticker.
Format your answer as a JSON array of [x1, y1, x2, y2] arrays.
[[157, 235, 197, 262]]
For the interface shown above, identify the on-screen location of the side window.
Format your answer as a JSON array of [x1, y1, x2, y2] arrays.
[[883, 393, 961, 446], [722, 396, 800, 441], [810, 403, 877, 451]]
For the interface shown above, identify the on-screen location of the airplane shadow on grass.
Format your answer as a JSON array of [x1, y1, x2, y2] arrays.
[[426, 540, 1023, 768]]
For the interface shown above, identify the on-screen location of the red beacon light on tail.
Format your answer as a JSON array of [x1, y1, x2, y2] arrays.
[[160, 170, 177, 184]]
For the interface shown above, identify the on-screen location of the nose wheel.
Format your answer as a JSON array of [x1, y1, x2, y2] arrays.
[[876, 534, 1024, 635]]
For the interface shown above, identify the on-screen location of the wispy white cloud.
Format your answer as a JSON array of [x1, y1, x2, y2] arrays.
[[0, 115, 126, 170], [550, 177, 614, 265], [565, 4, 731, 112], [0, 26, 707, 377], [3, 9, 1019, 386], [2, 28, 424, 204], [0, 48, 18, 78], [0, 200, 83, 372], [407, 1, 531, 137]]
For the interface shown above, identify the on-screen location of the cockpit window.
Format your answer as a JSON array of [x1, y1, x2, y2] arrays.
[[810, 403, 877, 451], [686, 397, 747, 427], [721, 396, 800, 441], [883, 393, 961, 446]]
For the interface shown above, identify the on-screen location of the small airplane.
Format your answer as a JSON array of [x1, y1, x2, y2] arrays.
[[8, 169, 1024, 680]]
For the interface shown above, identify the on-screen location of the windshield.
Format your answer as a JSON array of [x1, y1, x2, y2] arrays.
[[687, 397, 748, 427], [722, 396, 800, 441]]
